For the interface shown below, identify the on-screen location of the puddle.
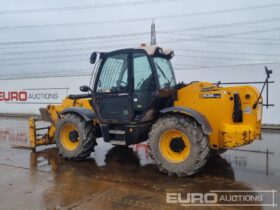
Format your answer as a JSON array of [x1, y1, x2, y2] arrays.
[[0, 117, 279, 209]]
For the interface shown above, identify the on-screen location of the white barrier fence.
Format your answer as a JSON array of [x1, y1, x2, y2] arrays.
[[0, 72, 279, 124]]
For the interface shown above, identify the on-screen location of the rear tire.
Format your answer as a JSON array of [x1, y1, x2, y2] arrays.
[[147, 115, 210, 177], [55, 113, 96, 160]]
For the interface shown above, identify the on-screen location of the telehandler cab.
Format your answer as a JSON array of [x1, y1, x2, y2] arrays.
[[29, 44, 264, 176]]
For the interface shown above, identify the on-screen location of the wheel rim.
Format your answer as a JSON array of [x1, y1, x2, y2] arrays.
[[60, 124, 80, 151], [159, 129, 191, 163]]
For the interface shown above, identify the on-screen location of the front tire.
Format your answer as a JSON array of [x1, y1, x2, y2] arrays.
[[147, 115, 210, 177], [55, 113, 96, 160]]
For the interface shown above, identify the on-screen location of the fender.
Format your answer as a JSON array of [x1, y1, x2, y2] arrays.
[[160, 106, 212, 134], [61, 107, 96, 122]]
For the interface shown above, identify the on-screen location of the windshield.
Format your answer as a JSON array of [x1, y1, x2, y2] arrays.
[[153, 57, 176, 88]]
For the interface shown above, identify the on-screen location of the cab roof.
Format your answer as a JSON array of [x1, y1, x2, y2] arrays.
[[136, 44, 174, 57], [92, 44, 174, 63]]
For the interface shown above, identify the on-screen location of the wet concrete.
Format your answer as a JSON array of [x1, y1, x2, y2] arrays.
[[0, 116, 279, 209]]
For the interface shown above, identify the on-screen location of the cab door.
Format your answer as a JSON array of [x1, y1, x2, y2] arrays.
[[132, 50, 157, 122], [92, 51, 132, 124]]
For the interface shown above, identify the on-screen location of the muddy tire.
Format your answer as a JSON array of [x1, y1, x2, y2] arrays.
[[55, 113, 96, 160], [147, 115, 210, 177]]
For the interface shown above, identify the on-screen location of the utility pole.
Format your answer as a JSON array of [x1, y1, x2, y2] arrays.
[[150, 19, 156, 45]]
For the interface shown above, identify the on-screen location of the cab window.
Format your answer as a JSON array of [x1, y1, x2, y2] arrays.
[[96, 53, 128, 93], [133, 53, 155, 91], [154, 57, 176, 88]]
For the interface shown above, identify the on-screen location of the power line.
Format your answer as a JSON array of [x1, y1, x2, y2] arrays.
[[161, 27, 280, 40], [0, 53, 267, 63], [1, 46, 277, 63], [2, 60, 279, 79], [0, 37, 276, 55], [3, 46, 279, 58], [0, 73, 91, 80], [0, 53, 89, 62], [174, 63, 210, 69], [0, 0, 180, 15], [175, 54, 277, 62], [0, 58, 89, 66], [0, 23, 279, 48], [1, 33, 280, 58], [174, 63, 203, 68], [0, 41, 145, 57], [0, 2, 278, 17], [0, 32, 150, 46], [175, 61, 280, 71], [165, 3, 280, 18], [203, 27, 280, 39], [173, 32, 280, 42], [0, 47, 94, 55], [0, 68, 93, 79], [159, 31, 280, 46], [227, 36, 280, 42], [1, 53, 276, 64], [0, 37, 279, 65], [0, 26, 277, 48], [0, 45, 279, 65], [165, 17, 280, 34], [0, 36, 149, 50], [175, 49, 280, 58], [1, 15, 280, 31], [1, 17, 280, 48], [1, 69, 90, 77], [0, 18, 153, 31]]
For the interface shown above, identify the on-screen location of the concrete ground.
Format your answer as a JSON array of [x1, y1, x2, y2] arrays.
[[0, 116, 279, 210]]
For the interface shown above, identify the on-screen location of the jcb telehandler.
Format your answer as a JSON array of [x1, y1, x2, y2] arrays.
[[29, 44, 265, 177]]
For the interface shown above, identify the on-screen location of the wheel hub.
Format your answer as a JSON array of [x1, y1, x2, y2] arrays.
[[159, 129, 191, 163], [60, 124, 80, 151], [170, 137, 186, 153], [69, 130, 79, 142]]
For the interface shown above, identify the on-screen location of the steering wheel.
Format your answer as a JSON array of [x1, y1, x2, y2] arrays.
[[136, 79, 144, 89], [117, 80, 127, 86]]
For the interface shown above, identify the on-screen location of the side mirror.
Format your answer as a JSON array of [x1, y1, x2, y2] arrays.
[[264, 66, 273, 79], [90, 52, 97, 64], [80, 85, 92, 93]]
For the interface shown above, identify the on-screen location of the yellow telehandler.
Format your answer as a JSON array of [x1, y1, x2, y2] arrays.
[[29, 44, 268, 176]]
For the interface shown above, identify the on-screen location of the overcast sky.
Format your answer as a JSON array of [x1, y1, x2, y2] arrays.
[[0, 0, 280, 77]]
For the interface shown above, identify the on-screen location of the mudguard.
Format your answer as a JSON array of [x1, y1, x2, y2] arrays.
[[61, 107, 96, 122], [160, 106, 212, 134]]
